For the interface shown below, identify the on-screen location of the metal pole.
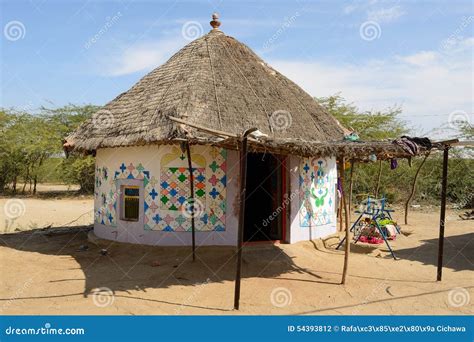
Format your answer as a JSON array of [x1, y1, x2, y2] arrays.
[[375, 160, 382, 198], [234, 128, 257, 310], [437, 146, 449, 281], [185, 142, 196, 262]]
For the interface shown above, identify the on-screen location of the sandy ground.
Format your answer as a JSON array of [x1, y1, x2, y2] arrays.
[[0, 184, 93, 232], [0, 190, 472, 315]]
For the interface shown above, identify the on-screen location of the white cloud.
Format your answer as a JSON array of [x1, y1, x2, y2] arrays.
[[103, 38, 185, 76], [269, 43, 472, 137], [367, 6, 405, 23], [343, 0, 380, 15], [397, 51, 437, 66], [343, 4, 358, 15], [92, 33, 472, 138]]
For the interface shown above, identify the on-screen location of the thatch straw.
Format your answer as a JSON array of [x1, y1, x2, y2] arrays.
[[65, 28, 347, 152]]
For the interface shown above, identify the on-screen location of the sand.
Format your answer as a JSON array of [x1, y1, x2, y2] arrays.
[[0, 192, 472, 315], [0, 184, 93, 233]]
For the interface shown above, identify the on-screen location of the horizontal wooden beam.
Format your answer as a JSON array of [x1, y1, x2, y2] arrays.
[[168, 116, 238, 138], [452, 140, 474, 146], [433, 139, 459, 146]]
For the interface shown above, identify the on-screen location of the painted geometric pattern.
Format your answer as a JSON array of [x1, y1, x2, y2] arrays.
[[94, 165, 116, 225], [94, 146, 227, 232], [145, 147, 227, 232], [160, 167, 206, 211], [116, 162, 152, 228], [299, 157, 336, 227], [94, 162, 151, 227]]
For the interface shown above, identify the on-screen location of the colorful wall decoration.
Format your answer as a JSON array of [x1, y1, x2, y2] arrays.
[[94, 146, 227, 232], [94, 165, 116, 226], [299, 157, 336, 227], [94, 162, 151, 226]]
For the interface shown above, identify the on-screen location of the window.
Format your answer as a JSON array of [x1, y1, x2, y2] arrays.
[[121, 186, 140, 221]]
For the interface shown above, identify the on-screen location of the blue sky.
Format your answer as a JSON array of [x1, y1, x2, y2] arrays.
[[1, 0, 473, 137]]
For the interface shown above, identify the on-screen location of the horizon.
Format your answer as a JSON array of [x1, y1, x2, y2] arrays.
[[1, 0, 473, 138]]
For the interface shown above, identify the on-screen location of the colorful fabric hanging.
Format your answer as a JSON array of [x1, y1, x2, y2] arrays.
[[390, 158, 398, 170]]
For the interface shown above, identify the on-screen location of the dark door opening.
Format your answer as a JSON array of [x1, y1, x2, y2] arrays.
[[244, 153, 285, 242]]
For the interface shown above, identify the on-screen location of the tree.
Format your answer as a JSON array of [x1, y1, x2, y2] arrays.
[[0, 105, 99, 194], [315, 94, 473, 210], [41, 104, 100, 193], [316, 94, 407, 140]]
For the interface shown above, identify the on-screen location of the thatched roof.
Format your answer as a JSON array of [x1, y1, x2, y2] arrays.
[[65, 19, 348, 152]]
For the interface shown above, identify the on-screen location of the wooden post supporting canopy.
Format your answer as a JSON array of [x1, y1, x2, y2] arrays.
[[234, 127, 258, 310], [338, 157, 350, 284], [185, 142, 196, 262], [404, 151, 431, 225], [348, 160, 355, 215], [437, 145, 450, 281]]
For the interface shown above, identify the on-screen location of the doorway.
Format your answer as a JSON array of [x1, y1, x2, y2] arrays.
[[243, 153, 286, 242]]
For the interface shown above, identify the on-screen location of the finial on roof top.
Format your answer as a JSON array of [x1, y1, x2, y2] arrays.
[[210, 13, 221, 29]]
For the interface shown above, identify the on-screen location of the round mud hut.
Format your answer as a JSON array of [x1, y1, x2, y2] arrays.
[[65, 14, 352, 246]]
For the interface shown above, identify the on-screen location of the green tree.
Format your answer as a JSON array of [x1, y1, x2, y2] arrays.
[[316, 94, 407, 139], [316, 94, 473, 208], [41, 104, 99, 193], [60, 155, 95, 193], [0, 104, 99, 194]]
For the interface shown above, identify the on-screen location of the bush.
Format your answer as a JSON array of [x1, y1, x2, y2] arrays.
[[345, 155, 474, 208], [60, 155, 95, 193]]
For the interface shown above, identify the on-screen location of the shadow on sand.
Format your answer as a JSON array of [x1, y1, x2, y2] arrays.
[[395, 232, 474, 272], [0, 225, 314, 311]]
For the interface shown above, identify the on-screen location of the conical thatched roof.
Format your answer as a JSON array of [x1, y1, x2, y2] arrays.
[[65, 18, 348, 153]]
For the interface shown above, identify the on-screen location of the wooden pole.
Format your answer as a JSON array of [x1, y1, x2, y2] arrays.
[[339, 157, 350, 284], [337, 163, 343, 232], [185, 142, 196, 262], [404, 152, 431, 225], [234, 127, 258, 310], [168, 115, 237, 139], [343, 186, 349, 231], [348, 160, 355, 215], [437, 146, 449, 281], [374, 160, 382, 198]]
